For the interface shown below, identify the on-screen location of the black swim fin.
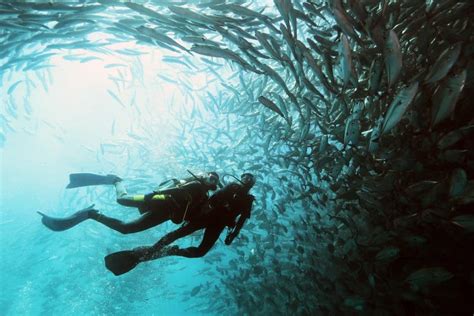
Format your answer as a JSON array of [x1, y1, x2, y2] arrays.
[[66, 173, 122, 189], [105, 251, 140, 276], [37, 204, 97, 231]]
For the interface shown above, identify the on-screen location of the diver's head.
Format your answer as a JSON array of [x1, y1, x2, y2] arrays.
[[240, 173, 256, 191], [203, 171, 219, 190]]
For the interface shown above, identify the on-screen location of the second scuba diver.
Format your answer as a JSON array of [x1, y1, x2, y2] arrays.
[[104, 173, 256, 275]]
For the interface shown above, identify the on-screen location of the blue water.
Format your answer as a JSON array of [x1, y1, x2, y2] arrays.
[[1, 44, 238, 315]]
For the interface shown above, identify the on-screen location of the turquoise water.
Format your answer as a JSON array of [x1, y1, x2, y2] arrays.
[[1, 46, 238, 315], [1, 1, 473, 314]]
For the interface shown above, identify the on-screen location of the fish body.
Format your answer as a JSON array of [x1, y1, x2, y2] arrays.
[[369, 58, 383, 93], [338, 34, 352, 86], [137, 26, 188, 52], [449, 168, 467, 197], [375, 246, 400, 262], [7, 80, 22, 94], [255, 31, 281, 60], [405, 267, 454, 290], [382, 81, 419, 134], [425, 43, 462, 83], [451, 214, 474, 232], [258, 96, 285, 118], [431, 69, 466, 127], [344, 114, 360, 147], [319, 135, 328, 154], [333, 8, 357, 39], [168, 5, 215, 25], [124, 2, 174, 25], [437, 125, 474, 149], [384, 30, 402, 89], [303, 50, 336, 94]]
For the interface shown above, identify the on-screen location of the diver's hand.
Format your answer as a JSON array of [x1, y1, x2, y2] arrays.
[[225, 234, 235, 245]]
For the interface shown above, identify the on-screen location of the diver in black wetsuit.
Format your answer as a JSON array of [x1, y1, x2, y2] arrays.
[[38, 172, 220, 234], [105, 173, 256, 276]]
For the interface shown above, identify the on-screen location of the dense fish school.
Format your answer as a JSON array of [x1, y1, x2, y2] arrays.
[[1, 0, 473, 314]]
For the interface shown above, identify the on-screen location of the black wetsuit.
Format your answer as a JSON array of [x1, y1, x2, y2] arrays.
[[90, 180, 210, 234], [136, 182, 254, 260]]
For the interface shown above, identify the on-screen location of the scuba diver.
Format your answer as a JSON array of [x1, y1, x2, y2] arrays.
[[38, 171, 220, 234], [104, 173, 256, 276]]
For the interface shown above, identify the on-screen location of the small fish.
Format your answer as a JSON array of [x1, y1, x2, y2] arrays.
[[7, 80, 21, 94], [333, 8, 358, 41], [190, 285, 202, 296], [303, 2, 329, 23], [107, 89, 126, 108], [319, 135, 328, 154], [343, 296, 365, 311], [449, 168, 467, 197], [451, 214, 474, 232], [368, 117, 383, 153], [104, 63, 127, 69], [303, 50, 336, 94], [424, 43, 462, 83], [79, 56, 102, 63], [162, 56, 195, 69], [437, 125, 474, 149], [382, 81, 419, 134], [168, 5, 215, 25], [405, 267, 454, 290], [137, 26, 189, 52], [431, 69, 466, 127], [384, 30, 402, 89], [124, 2, 172, 23], [191, 44, 252, 70], [258, 96, 285, 118], [115, 49, 147, 56], [344, 114, 361, 147], [368, 58, 383, 94], [375, 246, 400, 262], [338, 34, 352, 86]]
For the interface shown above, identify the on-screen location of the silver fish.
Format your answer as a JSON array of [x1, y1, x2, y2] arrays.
[[338, 34, 352, 86], [382, 81, 419, 134], [258, 96, 285, 119], [431, 69, 466, 127], [424, 42, 462, 83], [384, 30, 402, 89]]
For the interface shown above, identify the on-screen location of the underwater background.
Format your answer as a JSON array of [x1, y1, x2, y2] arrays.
[[1, 0, 473, 315]]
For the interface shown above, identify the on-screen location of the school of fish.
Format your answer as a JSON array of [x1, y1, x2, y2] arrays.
[[1, 0, 473, 314]]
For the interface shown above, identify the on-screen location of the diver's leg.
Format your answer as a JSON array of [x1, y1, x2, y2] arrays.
[[164, 224, 225, 258], [89, 209, 171, 234], [115, 187, 172, 216], [137, 221, 205, 261], [38, 204, 98, 232], [114, 181, 145, 208], [104, 222, 204, 275]]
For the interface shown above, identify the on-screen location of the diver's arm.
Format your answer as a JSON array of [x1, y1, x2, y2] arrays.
[[225, 196, 254, 245], [224, 214, 249, 245]]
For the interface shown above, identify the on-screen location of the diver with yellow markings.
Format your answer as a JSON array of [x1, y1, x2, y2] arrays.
[[38, 171, 220, 234]]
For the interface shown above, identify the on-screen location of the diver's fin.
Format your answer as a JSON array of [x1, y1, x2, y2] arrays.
[[66, 173, 122, 189], [37, 204, 97, 231], [105, 251, 140, 276]]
